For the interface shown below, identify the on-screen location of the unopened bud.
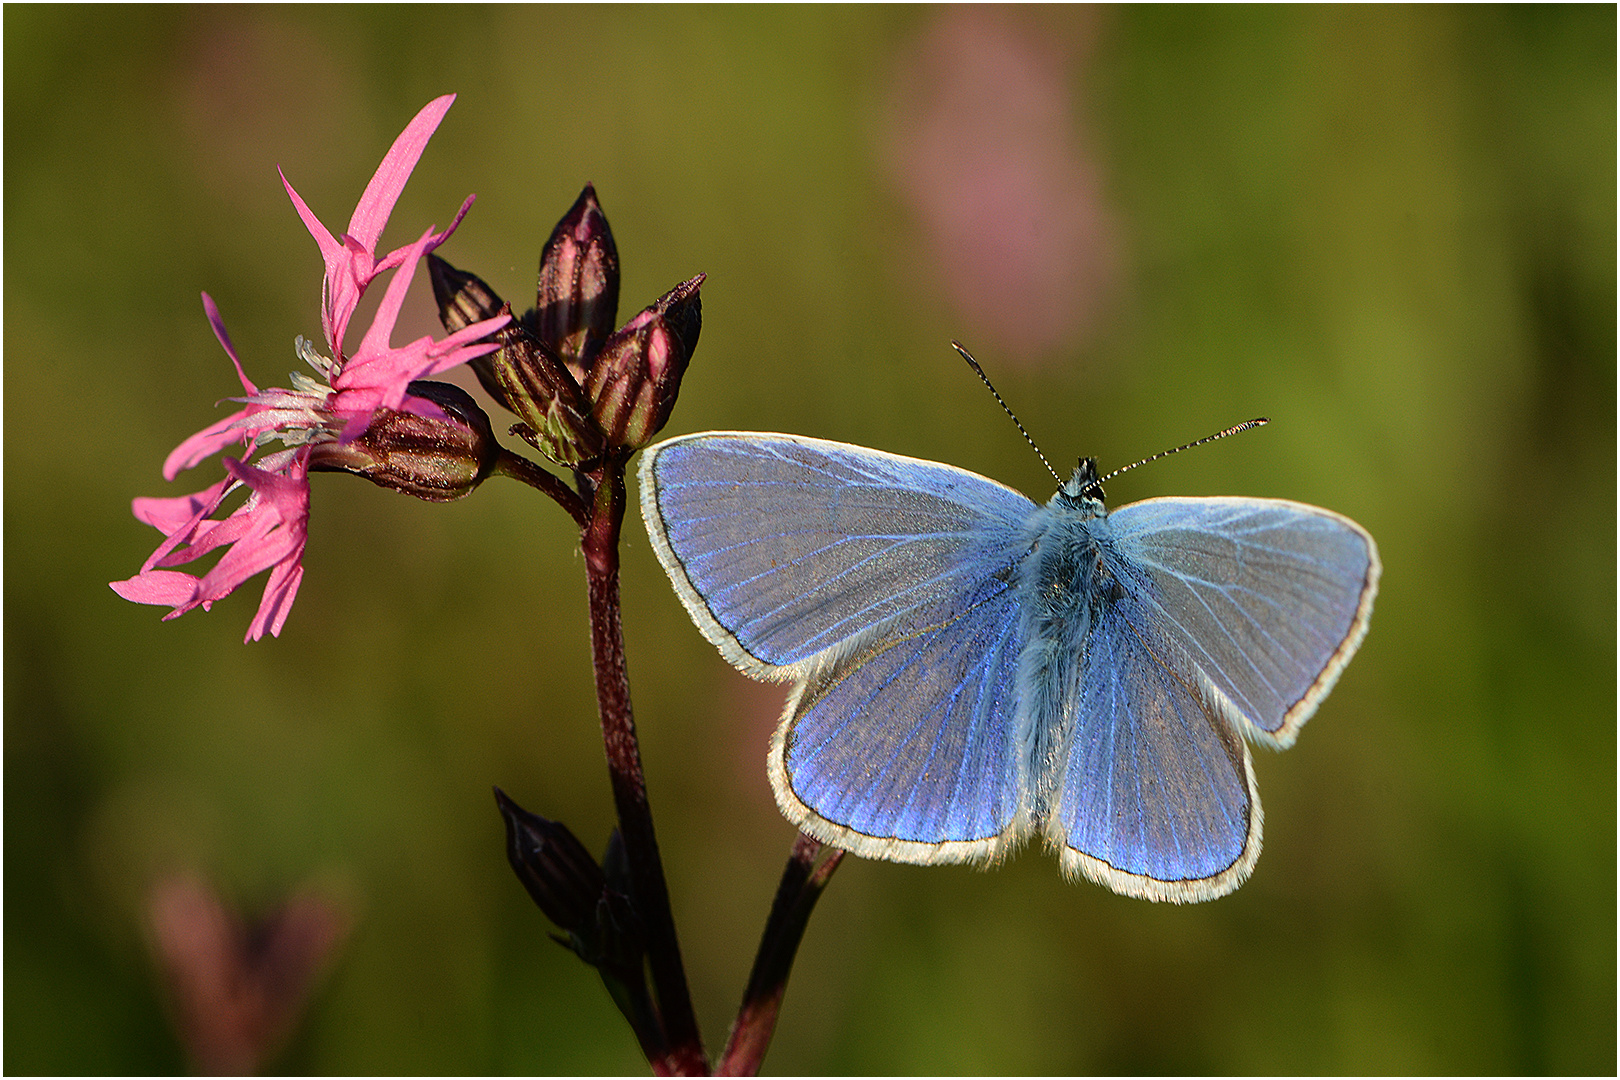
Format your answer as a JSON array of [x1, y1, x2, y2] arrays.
[[536, 184, 620, 379], [487, 317, 606, 467], [428, 255, 513, 413], [587, 828, 647, 972], [585, 274, 703, 450], [495, 788, 605, 936], [308, 381, 497, 501], [494, 790, 646, 973]]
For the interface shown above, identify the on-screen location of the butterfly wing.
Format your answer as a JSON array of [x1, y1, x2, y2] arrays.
[[1051, 495, 1377, 901], [1105, 496, 1380, 747], [771, 577, 1028, 862], [1052, 596, 1261, 901], [639, 431, 1037, 859], [639, 431, 1035, 677]]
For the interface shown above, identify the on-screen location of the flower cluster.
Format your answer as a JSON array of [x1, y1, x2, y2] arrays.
[[112, 96, 510, 640], [428, 184, 703, 468]]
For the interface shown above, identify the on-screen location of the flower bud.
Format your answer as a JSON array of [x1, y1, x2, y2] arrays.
[[589, 829, 648, 972], [495, 788, 605, 937], [487, 316, 607, 467], [536, 184, 620, 379], [307, 381, 498, 501], [494, 790, 647, 975], [427, 255, 513, 413], [585, 274, 704, 450]]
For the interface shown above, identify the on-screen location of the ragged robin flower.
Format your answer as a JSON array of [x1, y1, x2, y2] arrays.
[[112, 94, 510, 641]]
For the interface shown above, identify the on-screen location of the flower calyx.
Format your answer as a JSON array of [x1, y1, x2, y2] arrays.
[[307, 381, 499, 502]]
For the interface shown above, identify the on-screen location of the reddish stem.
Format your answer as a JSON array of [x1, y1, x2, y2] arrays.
[[583, 459, 708, 1076], [716, 835, 845, 1076], [503, 438, 842, 1074], [494, 448, 588, 528]]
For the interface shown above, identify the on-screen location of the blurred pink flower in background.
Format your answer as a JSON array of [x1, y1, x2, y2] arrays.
[[112, 95, 509, 640], [148, 874, 351, 1076], [884, 6, 1118, 365]]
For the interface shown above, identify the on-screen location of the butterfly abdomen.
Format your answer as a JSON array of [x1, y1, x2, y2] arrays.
[[1015, 503, 1120, 825]]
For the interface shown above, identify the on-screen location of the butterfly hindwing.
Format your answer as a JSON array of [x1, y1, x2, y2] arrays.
[[1051, 597, 1260, 902], [772, 579, 1027, 864], [640, 432, 1035, 676]]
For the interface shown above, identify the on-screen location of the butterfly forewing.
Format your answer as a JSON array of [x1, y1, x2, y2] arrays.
[[640, 432, 1035, 675], [1106, 497, 1379, 746]]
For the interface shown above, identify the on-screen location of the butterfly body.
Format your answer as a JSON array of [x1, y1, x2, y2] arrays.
[[640, 431, 1378, 902], [1016, 463, 1115, 830]]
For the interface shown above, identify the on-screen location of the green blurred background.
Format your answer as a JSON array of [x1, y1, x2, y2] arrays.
[[6, 5, 1614, 1074]]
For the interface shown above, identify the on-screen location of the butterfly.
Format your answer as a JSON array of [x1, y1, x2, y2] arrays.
[[638, 428, 1378, 902]]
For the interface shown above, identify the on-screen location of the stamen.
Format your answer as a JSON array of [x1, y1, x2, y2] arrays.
[[294, 336, 336, 379]]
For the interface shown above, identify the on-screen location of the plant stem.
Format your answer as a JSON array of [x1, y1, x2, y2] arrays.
[[716, 835, 845, 1076], [494, 447, 589, 527], [582, 458, 707, 1075], [510, 440, 844, 1074]]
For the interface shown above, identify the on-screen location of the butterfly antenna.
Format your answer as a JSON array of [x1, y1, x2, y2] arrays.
[[952, 341, 1063, 487], [1095, 417, 1271, 487]]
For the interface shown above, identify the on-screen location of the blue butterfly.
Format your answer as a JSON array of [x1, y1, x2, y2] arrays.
[[638, 429, 1378, 902]]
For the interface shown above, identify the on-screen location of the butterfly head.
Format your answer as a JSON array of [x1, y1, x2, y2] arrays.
[[1058, 458, 1108, 511]]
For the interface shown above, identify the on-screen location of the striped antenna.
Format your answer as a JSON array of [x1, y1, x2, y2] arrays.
[[1094, 418, 1270, 489], [952, 341, 1063, 486]]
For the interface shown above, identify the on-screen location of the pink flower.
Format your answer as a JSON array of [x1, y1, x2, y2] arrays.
[[112, 455, 309, 641], [113, 95, 510, 641]]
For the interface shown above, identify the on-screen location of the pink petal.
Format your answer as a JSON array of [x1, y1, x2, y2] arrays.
[[110, 569, 199, 608], [224, 455, 311, 511], [133, 479, 231, 534], [424, 315, 509, 374], [201, 293, 257, 396], [332, 222, 511, 433], [328, 228, 446, 430], [281, 97, 463, 361], [195, 516, 301, 604], [152, 503, 259, 568], [340, 326, 506, 423], [346, 95, 455, 256], [373, 193, 476, 278], [115, 454, 311, 638], [182, 458, 310, 638], [162, 408, 255, 481], [164, 296, 296, 481], [351, 227, 437, 366], [245, 559, 304, 642], [283, 169, 372, 358], [132, 480, 236, 574], [279, 167, 343, 269]]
